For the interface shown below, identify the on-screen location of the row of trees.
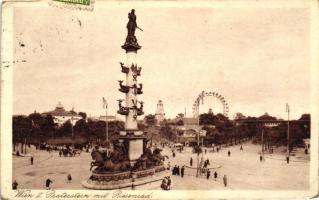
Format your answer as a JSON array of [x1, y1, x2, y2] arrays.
[[142, 112, 310, 150], [13, 113, 125, 151], [198, 112, 310, 150], [13, 110, 310, 152]]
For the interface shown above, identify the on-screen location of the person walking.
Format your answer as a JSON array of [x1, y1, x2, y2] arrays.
[[223, 175, 227, 187], [240, 145, 243, 151], [214, 171, 218, 181], [30, 156, 34, 165], [172, 165, 176, 175], [286, 156, 290, 164], [206, 169, 211, 180], [260, 155, 263, 162], [45, 178, 53, 190], [167, 161, 171, 170], [67, 174, 72, 183], [190, 157, 193, 166], [228, 151, 231, 157], [59, 151, 62, 157], [181, 166, 185, 178], [12, 180, 18, 190], [167, 176, 171, 190], [177, 166, 180, 176]]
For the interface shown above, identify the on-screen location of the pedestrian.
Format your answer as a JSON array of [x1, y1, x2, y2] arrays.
[[217, 148, 219, 152], [181, 166, 185, 178], [161, 177, 168, 190], [214, 171, 218, 181], [206, 159, 210, 166], [240, 145, 243, 151], [67, 174, 72, 183], [205, 149, 207, 154], [45, 178, 53, 189], [59, 151, 62, 157], [177, 166, 180, 176], [167, 161, 171, 170], [190, 157, 193, 166], [173, 152, 175, 158], [260, 155, 263, 162], [223, 175, 227, 187], [12, 180, 18, 190], [228, 151, 231, 157], [167, 176, 171, 190], [286, 156, 290, 164], [30, 156, 34, 165], [206, 169, 211, 180], [172, 165, 176, 175]]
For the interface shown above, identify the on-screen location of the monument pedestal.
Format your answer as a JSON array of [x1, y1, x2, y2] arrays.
[[82, 166, 168, 190], [119, 130, 145, 166]]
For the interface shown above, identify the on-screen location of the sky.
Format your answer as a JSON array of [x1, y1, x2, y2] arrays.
[[13, 5, 311, 120]]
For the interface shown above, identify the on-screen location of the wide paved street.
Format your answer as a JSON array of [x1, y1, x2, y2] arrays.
[[12, 142, 309, 190]]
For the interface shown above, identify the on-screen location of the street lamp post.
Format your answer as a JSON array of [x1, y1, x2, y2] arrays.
[[71, 107, 74, 138], [103, 97, 109, 156], [286, 103, 290, 158]]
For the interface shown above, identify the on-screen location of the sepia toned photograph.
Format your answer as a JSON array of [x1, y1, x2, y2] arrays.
[[1, 0, 318, 199]]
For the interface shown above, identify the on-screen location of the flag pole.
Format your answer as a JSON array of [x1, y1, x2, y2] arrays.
[[106, 103, 108, 144], [286, 103, 290, 157]]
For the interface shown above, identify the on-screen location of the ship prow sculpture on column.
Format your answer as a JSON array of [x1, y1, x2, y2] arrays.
[[82, 9, 168, 190]]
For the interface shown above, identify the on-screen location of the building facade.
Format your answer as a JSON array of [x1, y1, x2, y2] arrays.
[[42, 102, 82, 126]]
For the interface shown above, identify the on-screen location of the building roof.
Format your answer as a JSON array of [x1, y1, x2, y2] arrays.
[[98, 115, 118, 121], [172, 117, 198, 125], [42, 102, 80, 117]]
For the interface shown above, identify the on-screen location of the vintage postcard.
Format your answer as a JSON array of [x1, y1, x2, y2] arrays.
[[1, 0, 318, 199]]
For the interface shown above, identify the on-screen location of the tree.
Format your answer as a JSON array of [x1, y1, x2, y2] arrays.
[[176, 119, 184, 126], [57, 120, 73, 137], [299, 114, 310, 121], [234, 113, 246, 120], [144, 114, 156, 127], [12, 115, 32, 153], [199, 113, 214, 125], [258, 112, 277, 121], [78, 112, 87, 120], [176, 113, 184, 118], [74, 119, 88, 137], [159, 124, 176, 141]]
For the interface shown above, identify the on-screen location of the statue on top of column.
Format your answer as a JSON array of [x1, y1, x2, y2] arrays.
[[122, 9, 142, 51]]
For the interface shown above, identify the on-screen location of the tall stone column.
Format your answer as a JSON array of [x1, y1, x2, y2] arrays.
[[125, 52, 138, 130], [118, 10, 144, 165]]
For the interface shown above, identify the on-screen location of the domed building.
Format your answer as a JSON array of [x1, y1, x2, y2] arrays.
[[42, 102, 82, 126]]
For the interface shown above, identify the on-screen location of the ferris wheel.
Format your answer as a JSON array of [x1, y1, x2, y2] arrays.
[[192, 91, 229, 118]]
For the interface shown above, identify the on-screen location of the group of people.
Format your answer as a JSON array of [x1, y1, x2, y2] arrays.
[[161, 176, 172, 190], [172, 165, 185, 177]]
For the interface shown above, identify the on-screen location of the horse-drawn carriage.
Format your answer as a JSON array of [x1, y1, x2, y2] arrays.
[[61, 148, 82, 157]]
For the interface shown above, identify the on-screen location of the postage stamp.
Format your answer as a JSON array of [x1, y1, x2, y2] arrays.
[[1, 0, 319, 199], [48, 0, 94, 11], [53, 0, 90, 6]]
